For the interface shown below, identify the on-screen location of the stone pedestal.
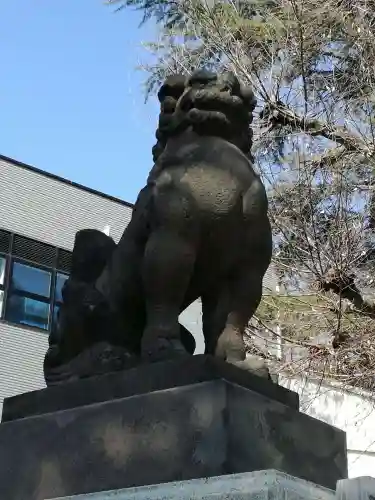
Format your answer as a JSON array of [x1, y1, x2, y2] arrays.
[[336, 476, 375, 499], [49, 472, 375, 500], [0, 355, 347, 500], [49, 470, 337, 500]]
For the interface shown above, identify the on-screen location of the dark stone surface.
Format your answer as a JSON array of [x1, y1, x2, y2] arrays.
[[44, 231, 197, 387], [44, 69, 272, 385], [44, 229, 118, 371], [227, 383, 348, 489], [0, 379, 347, 500], [2, 355, 298, 423]]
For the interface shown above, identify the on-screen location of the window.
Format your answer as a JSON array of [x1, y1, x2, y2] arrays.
[[11, 262, 51, 297], [5, 262, 52, 330], [0, 228, 72, 333], [6, 294, 50, 330]]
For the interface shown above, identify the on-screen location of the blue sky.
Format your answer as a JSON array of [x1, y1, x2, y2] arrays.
[[0, 0, 159, 203]]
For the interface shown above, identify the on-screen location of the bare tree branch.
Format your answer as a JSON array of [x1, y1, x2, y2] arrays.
[[260, 101, 372, 153]]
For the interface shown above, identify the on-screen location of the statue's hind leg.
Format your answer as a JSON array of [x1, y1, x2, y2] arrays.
[[202, 267, 270, 378], [141, 228, 196, 362], [202, 279, 249, 362]]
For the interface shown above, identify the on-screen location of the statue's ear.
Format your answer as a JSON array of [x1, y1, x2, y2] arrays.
[[157, 74, 186, 102], [220, 71, 241, 96], [240, 84, 257, 111], [175, 87, 194, 113], [161, 96, 177, 114]]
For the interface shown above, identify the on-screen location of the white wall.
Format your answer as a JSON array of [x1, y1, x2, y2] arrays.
[[180, 300, 204, 354], [280, 375, 375, 478]]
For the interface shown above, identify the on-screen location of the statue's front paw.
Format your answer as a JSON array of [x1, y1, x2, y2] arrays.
[[141, 336, 189, 363], [228, 356, 271, 380]]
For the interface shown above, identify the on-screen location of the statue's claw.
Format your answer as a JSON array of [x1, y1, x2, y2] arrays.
[[141, 336, 190, 363], [228, 356, 271, 380], [44, 342, 140, 386]]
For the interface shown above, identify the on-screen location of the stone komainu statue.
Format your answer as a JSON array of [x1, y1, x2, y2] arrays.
[[44, 70, 272, 385]]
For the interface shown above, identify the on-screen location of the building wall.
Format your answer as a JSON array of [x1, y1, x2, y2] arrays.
[[0, 157, 132, 249], [0, 323, 47, 410], [0, 156, 128, 415], [280, 375, 375, 478]]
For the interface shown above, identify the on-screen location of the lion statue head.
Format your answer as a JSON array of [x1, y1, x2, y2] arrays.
[[152, 70, 257, 162]]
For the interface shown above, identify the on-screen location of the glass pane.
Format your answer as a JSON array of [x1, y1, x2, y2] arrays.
[[5, 293, 50, 330], [55, 273, 68, 302], [0, 290, 4, 317], [0, 257, 6, 285], [11, 262, 51, 298]]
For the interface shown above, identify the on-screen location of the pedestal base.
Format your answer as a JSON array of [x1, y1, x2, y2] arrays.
[[49, 470, 336, 500], [0, 356, 347, 500]]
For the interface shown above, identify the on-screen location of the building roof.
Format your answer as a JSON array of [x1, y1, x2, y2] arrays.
[[0, 153, 134, 209]]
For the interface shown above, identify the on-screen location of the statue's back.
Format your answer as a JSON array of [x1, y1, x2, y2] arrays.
[[150, 132, 267, 233]]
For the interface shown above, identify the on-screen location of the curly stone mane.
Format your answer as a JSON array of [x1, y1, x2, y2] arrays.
[[152, 70, 257, 163]]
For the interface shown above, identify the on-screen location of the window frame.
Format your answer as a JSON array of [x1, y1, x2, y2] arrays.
[[9, 258, 53, 299], [5, 258, 54, 331], [0, 230, 71, 333]]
